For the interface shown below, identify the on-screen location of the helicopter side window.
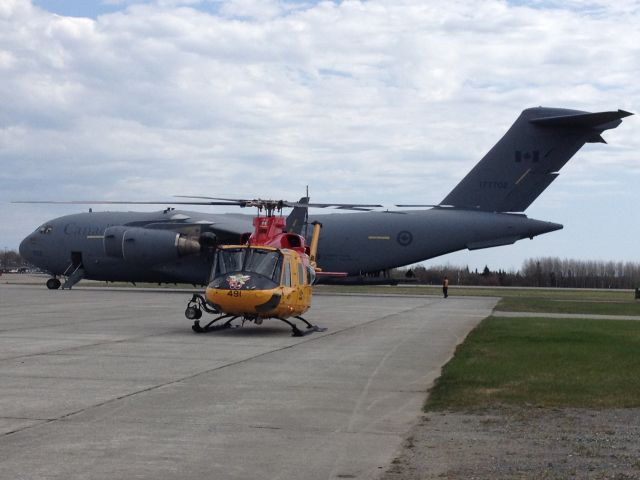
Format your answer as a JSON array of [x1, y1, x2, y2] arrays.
[[282, 257, 291, 287], [298, 262, 305, 285], [307, 266, 316, 285]]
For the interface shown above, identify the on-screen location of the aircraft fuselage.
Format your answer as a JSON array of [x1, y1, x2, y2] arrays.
[[19, 208, 561, 284]]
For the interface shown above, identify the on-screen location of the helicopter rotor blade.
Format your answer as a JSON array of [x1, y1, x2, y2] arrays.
[[175, 196, 383, 211], [13, 198, 383, 211], [11, 200, 241, 206], [394, 204, 456, 208]]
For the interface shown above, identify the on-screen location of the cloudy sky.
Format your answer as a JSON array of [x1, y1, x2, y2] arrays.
[[1, 0, 638, 271]]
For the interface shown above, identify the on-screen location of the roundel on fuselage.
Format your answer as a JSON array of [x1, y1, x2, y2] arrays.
[[396, 230, 413, 247]]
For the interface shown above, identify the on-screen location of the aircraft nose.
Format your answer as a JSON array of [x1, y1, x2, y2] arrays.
[[19, 233, 35, 262]]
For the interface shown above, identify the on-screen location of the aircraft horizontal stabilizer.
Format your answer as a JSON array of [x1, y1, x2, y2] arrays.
[[530, 109, 632, 129]]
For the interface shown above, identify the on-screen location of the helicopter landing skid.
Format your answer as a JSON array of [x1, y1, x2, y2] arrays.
[[192, 314, 238, 333], [292, 316, 327, 336], [191, 313, 326, 336]]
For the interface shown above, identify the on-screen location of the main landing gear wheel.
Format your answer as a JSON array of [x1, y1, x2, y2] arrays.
[[46, 278, 61, 290]]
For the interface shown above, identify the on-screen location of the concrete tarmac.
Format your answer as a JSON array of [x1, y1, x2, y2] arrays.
[[0, 284, 497, 479]]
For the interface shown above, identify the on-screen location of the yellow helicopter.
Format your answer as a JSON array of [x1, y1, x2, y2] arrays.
[[184, 198, 378, 336]]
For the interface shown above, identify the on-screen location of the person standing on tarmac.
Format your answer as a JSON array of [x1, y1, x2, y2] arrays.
[[442, 276, 449, 298]]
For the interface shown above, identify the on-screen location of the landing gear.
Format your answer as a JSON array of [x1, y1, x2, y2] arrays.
[[191, 314, 238, 333], [185, 294, 326, 336], [188, 309, 326, 337], [46, 278, 61, 290], [293, 316, 327, 336], [191, 315, 325, 336]]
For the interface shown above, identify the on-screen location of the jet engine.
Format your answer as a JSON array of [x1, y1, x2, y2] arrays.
[[198, 232, 218, 248], [103, 226, 200, 265]]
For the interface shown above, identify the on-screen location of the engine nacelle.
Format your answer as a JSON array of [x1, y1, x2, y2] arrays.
[[104, 226, 200, 265], [199, 232, 218, 248]]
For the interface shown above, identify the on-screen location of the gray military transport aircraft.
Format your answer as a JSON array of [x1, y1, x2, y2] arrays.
[[17, 107, 631, 291]]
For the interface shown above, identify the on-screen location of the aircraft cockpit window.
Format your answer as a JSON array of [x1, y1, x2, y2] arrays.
[[243, 249, 282, 281], [216, 248, 245, 276], [212, 248, 282, 283], [38, 225, 53, 234]]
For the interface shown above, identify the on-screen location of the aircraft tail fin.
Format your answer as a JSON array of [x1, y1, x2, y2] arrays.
[[285, 196, 309, 234], [440, 107, 632, 212]]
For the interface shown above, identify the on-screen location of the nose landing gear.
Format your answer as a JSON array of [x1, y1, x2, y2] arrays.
[[46, 278, 61, 290]]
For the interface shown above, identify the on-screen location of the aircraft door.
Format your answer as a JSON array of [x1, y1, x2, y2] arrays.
[[70, 251, 83, 268], [295, 260, 309, 310], [280, 254, 294, 309], [291, 256, 309, 313], [63, 251, 86, 288]]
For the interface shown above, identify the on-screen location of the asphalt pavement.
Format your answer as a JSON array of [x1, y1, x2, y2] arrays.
[[0, 283, 497, 480]]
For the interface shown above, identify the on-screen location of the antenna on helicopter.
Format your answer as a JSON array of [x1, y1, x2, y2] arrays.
[[304, 186, 310, 239]]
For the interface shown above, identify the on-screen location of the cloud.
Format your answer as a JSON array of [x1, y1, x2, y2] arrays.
[[1, 0, 639, 269]]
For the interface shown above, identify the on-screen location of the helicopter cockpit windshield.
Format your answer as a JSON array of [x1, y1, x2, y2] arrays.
[[209, 247, 283, 289]]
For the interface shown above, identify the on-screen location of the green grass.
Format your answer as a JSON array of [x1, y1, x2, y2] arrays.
[[314, 285, 640, 316], [496, 296, 640, 316], [315, 284, 637, 301], [425, 316, 640, 411]]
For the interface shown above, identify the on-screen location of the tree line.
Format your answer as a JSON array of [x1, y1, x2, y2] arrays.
[[396, 257, 640, 289], [520, 257, 640, 289], [1, 249, 24, 272]]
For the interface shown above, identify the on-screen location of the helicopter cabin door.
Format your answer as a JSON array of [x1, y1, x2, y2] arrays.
[[279, 254, 296, 311], [290, 254, 311, 315], [280, 253, 293, 307]]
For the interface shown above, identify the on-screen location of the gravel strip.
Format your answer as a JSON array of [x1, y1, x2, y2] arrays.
[[382, 408, 640, 479]]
